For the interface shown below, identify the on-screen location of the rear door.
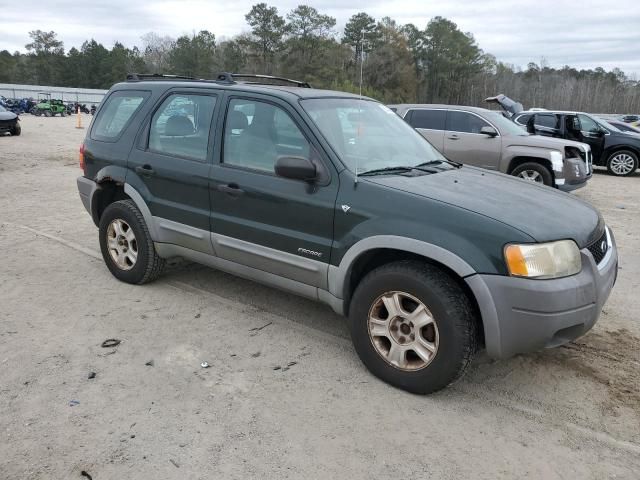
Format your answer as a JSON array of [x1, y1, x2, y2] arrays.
[[208, 93, 339, 288], [127, 90, 219, 253], [443, 110, 502, 169], [404, 108, 446, 151]]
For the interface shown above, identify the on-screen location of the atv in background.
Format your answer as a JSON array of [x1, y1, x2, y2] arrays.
[[33, 93, 67, 117]]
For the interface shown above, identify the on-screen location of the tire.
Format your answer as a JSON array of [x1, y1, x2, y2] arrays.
[[511, 162, 553, 186], [606, 150, 638, 176], [11, 123, 21, 136], [61, 110, 67, 117], [44, 110, 52, 117], [98, 200, 165, 284], [348, 261, 479, 394]]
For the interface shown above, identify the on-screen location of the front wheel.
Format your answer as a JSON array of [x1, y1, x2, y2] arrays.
[[99, 200, 165, 284], [348, 261, 479, 394], [511, 162, 553, 186], [606, 150, 638, 176], [11, 123, 21, 136], [43, 110, 52, 117]]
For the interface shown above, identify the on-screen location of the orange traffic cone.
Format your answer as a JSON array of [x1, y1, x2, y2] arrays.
[[76, 106, 84, 129]]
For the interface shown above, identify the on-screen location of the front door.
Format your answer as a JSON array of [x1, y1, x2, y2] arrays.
[[443, 110, 502, 169], [127, 90, 218, 252], [209, 95, 339, 288], [576, 114, 606, 161]]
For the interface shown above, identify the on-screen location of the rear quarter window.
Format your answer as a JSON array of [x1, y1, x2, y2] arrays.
[[91, 90, 149, 142]]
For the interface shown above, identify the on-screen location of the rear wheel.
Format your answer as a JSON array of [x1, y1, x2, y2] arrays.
[[606, 150, 638, 176], [61, 110, 67, 117], [348, 261, 478, 394], [511, 162, 553, 186], [99, 200, 165, 284], [44, 110, 52, 117]]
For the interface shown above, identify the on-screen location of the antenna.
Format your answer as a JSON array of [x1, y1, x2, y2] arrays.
[[355, 30, 365, 185]]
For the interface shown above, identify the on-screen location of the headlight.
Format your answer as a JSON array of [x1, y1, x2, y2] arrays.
[[504, 240, 581, 279]]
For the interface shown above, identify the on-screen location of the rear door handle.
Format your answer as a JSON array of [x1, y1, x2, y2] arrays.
[[135, 164, 155, 176], [447, 134, 459, 140], [217, 183, 245, 196]]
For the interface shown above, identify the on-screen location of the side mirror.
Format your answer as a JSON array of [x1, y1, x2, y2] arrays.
[[480, 126, 498, 137], [275, 156, 317, 182]]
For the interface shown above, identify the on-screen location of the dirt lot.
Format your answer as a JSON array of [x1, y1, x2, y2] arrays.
[[1, 114, 639, 479]]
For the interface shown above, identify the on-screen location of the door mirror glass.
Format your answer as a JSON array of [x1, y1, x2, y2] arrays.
[[275, 156, 317, 182], [480, 126, 498, 137]]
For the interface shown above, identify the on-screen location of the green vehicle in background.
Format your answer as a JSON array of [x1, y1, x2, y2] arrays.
[[33, 93, 67, 117]]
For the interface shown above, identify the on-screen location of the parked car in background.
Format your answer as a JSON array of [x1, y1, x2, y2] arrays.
[[510, 110, 640, 177], [621, 115, 639, 123], [391, 104, 591, 190], [0, 105, 21, 136], [605, 119, 640, 134]]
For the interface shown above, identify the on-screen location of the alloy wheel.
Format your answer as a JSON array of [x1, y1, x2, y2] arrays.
[[367, 291, 439, 371], [518, 170, 543, 182], [609, 153, 636, 175], [106, 218, 138, 270]]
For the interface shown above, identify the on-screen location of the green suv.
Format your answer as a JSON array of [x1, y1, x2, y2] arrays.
[[77, 73, 618, 393]]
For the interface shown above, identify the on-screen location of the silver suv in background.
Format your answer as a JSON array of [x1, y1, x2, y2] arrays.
[[390, 104, 592, 190]]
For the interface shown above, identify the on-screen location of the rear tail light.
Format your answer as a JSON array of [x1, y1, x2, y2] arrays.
[[79, 144, 86, 173]]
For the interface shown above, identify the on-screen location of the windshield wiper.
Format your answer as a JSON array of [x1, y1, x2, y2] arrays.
[[415, 159, 462, 169], [359, 166, 414, 176]]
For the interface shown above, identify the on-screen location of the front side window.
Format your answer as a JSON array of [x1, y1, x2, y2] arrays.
[[149, 93, 216, 161], [301, 98, 450, 175], [578, 114, 600, 134], [223, 99, 310, 173], [92, 91, 148, 141], [409, 109, 446, 131], [446, 111, 490, 134]]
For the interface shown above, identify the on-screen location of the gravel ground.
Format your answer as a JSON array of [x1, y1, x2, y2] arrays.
[[1, 115, 639, 479]]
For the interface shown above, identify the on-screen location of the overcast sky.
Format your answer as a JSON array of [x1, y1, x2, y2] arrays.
[[2, 0, 639, 76]]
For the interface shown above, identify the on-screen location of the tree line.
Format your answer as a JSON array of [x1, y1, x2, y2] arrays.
[[1, 4, 639, 113]]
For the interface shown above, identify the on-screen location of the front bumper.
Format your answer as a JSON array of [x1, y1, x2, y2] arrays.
[[467, 227, 618, 359], [557, 157, 589, 192]]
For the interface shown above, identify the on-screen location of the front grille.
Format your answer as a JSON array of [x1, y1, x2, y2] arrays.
[[587, 230, 609, 264]]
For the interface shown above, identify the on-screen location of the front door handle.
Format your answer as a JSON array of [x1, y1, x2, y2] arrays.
[[135, 164, 155, 176], [447, 134, 460, 140], [217, 183, 245, 196]]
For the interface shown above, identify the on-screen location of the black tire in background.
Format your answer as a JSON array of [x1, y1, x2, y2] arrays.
[[348, 261, 479, 394], [606, 150, 638, 176], [98, 199, 165, 284], [511, 162, 554, 186]]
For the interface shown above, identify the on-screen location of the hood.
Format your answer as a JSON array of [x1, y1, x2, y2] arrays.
[[485, 94, 523, 116], [503, 133, 587, 151], [0, 111, 17, 121], [365, 166, 603, 248]]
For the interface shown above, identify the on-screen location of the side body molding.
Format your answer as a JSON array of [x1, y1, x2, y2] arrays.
[[327, 235, 477, 299]]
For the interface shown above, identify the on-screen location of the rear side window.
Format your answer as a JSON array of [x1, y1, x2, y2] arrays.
[[91, 91, 148, 141], [535, 114, 560, 129], [408, 109, 446, 130], [446, 111, 490, 134], [148, 93, 217, 162]]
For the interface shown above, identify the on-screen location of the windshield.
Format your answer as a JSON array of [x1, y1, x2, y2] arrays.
[[484, 111, 529, 136], [300, 98, 452, 174]]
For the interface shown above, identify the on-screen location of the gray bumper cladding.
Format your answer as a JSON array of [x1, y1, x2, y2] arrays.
[[77, 176, 97, 216], [467, 228, 618, 359]]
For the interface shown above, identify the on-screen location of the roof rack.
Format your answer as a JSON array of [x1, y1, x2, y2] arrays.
[[217, 73, 311, 88], [126, 72, 311, 88]]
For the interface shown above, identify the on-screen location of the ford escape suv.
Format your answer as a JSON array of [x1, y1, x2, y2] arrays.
[[390, 104, 592, 190], [77, 73, 618, 394]]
